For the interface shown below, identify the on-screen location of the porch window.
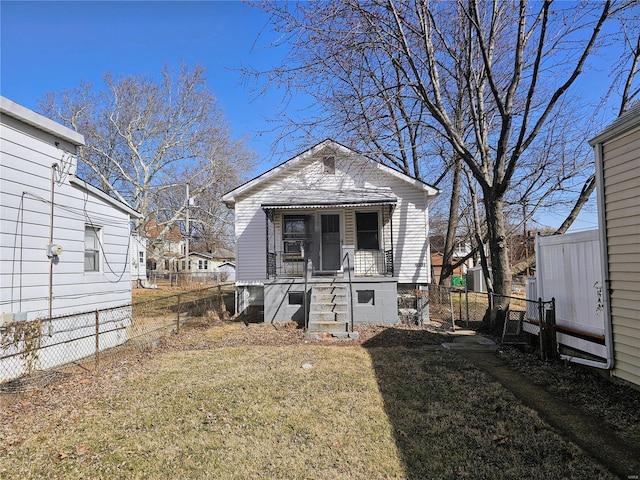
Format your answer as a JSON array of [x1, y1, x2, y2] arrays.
[[356, 212, 379, 250], [283, 215, 308, 257]]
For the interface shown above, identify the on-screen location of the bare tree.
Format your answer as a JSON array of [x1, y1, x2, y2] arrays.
[[39, 63, 255, 239], [248, 1, 638, 316]]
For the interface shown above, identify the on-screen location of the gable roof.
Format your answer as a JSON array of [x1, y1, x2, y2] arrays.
[[222, 139, 440, 207]]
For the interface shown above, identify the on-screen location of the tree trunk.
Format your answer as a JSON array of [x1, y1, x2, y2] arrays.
[[440, 155, 463, 285], [483, 195, 511, 332]]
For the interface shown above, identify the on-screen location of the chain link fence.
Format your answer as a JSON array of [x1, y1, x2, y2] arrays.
[[397, 285, 471, 332], [396, 285, 550, 337], [0, 285, 233, 393]]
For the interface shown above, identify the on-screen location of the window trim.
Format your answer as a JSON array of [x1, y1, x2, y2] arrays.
[[282, 215, 309, 257], [356, 211, 380, 251], [84, 225, 101, 273], [357, 290, 375, 305]]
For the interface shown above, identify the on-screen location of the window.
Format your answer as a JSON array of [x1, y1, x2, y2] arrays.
[[288, 292, 304, 305], [322, 156, 335, 174], [199, 260, 203, 270], [283, 215, 308, 256], [356, 212, 379, 250], [357, 290, 375, 305], [84, 226, 100, 272], [139, 251, 144, 264], [198, 259, 208, 270]]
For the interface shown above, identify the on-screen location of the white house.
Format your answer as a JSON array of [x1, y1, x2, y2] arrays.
[[0, 96, 141, 380], [130, 232, 147, 287], [222, 139, 440, 335], [176, 251, 236, 284]]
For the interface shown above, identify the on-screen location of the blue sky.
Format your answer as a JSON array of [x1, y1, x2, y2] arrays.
[[1, 1, 288, 168], [2, 0, 621, 231]]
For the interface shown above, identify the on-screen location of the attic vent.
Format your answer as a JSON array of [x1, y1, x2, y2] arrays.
[[322, 156, 335, 174]]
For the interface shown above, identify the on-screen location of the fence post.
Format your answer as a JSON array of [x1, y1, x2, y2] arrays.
[[537, 298, 544, 359], [176, 293, 181, 334], [465, 286, 471, 328], [94, 309, 99, 370], [449, 289, 456, 332], [541, 298, 557, 361]]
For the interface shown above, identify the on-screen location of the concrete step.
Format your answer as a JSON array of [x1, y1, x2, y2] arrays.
[[307, 320, 349, 333], [309, 311, 348, 322], [311, 291, 347, 301], [309, 302, 347, 312]]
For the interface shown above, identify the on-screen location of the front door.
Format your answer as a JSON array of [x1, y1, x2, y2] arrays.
[[321, 213, 341, 271]]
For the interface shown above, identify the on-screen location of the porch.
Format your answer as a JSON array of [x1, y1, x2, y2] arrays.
[[263, 192, 396, 280]]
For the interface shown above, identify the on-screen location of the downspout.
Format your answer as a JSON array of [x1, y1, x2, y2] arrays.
[[559, 142, 614, 370]]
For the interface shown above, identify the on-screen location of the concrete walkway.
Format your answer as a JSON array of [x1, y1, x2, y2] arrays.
[[442, 333, 640, 480]]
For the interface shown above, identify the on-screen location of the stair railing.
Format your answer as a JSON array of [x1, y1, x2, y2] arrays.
[[304, 258, 311, 331], [342, 251, 354, 332]]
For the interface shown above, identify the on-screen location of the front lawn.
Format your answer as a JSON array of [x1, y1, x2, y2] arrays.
[[0, 323, 617, 479]]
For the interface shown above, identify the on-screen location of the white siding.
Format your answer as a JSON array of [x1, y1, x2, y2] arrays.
[[232, 145, 433, 285], [600, 126, 640, 386], [1, 105, 134, 320]]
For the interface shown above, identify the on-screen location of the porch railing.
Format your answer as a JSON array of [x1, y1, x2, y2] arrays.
[[267, 251, 306, 278], [267, 249, 394, 278]]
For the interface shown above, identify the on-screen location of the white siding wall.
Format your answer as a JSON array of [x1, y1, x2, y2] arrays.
[[1, 111, 133, 320], [601, 126, 640, 386], [233, 148, 432, 284]]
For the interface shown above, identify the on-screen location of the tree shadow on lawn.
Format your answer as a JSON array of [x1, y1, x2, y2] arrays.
[[361, 327, 616, 480]]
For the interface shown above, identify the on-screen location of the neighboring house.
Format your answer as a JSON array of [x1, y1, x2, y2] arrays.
[[130, 232, 147, 287], [429, 236, 474, 284], [210, 246, 235, 264], [143, 215, 185, 274], [0, 96, 141, 379], [589, 104, 640, 388], [222, 139, 440, 333], [177, 251, 236, 283], [217, 261, 236, 282]]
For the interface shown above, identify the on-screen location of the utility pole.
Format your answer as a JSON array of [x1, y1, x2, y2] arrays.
[[185, 183, 190, 284]]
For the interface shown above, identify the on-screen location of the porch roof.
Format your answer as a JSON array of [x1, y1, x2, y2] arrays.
[[261, 188, 397, 210]]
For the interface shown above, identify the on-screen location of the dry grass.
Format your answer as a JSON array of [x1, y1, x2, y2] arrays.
[[0, 322, 621, 480]]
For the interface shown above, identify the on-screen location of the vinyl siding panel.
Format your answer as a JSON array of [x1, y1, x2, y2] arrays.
[[231, 145, 433, 285], [600, 124, 640, 386], [1, 108, 134, 319]]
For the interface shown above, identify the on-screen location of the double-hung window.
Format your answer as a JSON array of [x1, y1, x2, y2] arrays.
[[356, 212, 379, 250], [84, 226, 100, 272], [283, 215, 308, 258]]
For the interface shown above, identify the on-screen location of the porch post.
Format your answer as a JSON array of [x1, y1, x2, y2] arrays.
[[389, 204, 395, 276], [264, 208, 275, 279]]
